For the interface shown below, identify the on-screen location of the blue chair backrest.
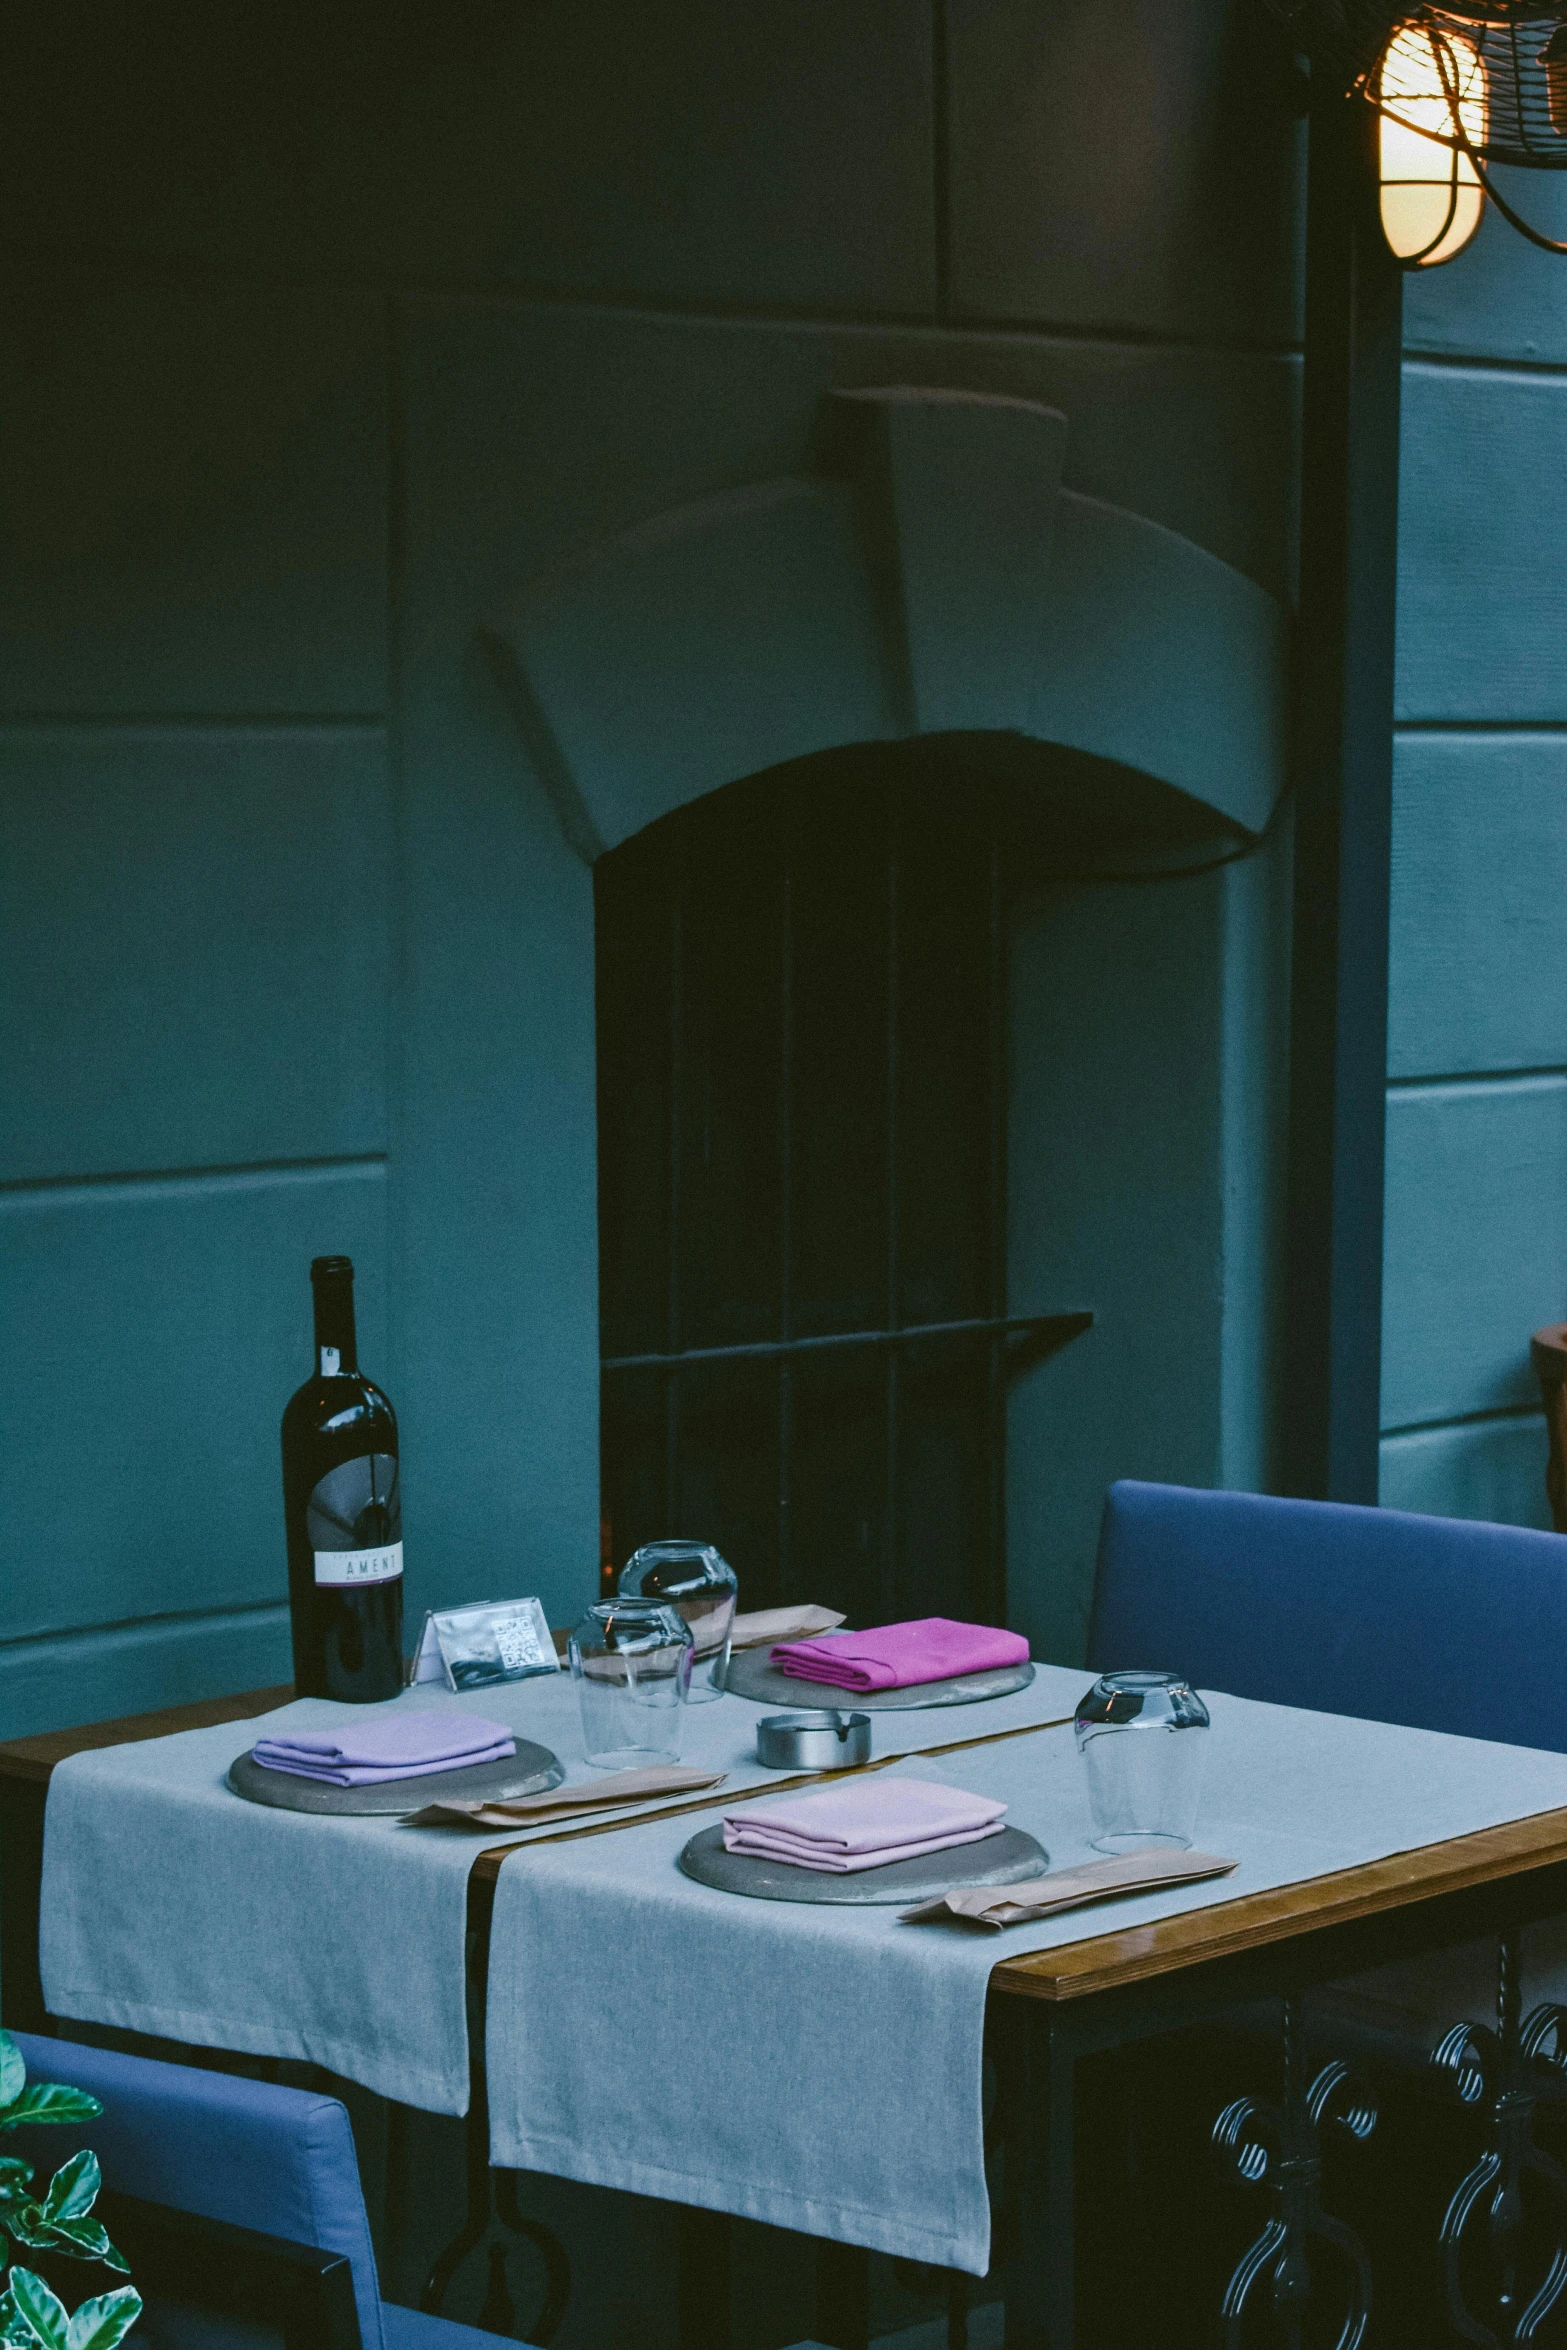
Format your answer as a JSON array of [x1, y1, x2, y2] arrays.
[[8, 2033, 384, 2350], [1088, 1479, 1567, 1751]]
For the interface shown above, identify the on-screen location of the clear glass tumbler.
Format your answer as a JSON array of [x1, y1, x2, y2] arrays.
[[617, 1539, 737, 1703], [568, 1600, 695, 1767], [1073, 1670, 1211, 1853]]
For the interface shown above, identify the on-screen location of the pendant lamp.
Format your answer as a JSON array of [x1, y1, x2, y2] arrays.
[[1270, 2, 1567, 262]]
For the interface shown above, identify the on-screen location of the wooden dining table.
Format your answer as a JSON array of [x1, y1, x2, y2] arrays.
[[7, 1685, 1567, 2349]]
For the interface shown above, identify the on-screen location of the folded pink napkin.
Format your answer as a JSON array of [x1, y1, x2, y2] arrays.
[[722, 1775, 1007, 1873], [252, 1713, 516, 1786], [770, 1617, 1029, 1692]]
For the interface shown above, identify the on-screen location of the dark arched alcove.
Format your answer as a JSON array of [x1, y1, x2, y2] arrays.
[[594, 732, 1244, 1626]]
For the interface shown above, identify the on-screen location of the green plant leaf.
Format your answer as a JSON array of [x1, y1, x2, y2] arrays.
[[0, 2284, 33, 2350], [5, 2210, 120, 2268], [37, 2221, 115, 2267], [39, 2158, 97, 2227], [0, 2090, 101, 2134], [63, 2292, 139, 2350], [5, 2204, 54, 2250], [0, 2041, 24, 2113], [0, 2163, 33, 2189], [7, 2269, 70, 2350]]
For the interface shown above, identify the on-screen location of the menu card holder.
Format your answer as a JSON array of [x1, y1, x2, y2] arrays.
[[413, 1596, 559, 1692]]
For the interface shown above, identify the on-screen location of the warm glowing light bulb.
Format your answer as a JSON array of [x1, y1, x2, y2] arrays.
[[1377, 21, 1487, 266]]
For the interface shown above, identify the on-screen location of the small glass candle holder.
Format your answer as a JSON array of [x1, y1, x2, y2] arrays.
[[568, 1600, 694, 1768], [1073, 1670, 1211, 1853], [617, 1539, 737, 1703]]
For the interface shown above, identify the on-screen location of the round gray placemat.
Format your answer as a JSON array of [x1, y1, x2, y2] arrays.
[[227, 1740, 564, 1816], [721, 1647, 1035, 1712], [677, 1822, 1048, 1906]]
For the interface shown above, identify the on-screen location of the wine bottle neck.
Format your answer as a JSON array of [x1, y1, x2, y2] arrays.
[[312, 1271, 359, 1378]]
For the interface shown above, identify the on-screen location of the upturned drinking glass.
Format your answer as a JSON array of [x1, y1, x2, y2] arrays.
[[568, 1599, 695, 1767], [617, 1539, 737, 1702], [1073, 1670, 1211, 1853]]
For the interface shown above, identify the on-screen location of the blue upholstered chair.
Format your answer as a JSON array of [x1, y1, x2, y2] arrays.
[[1087, 1478, 1567, 2040], [7, 2033, 536, 2350], [1089, 1477, 1567, 1749]]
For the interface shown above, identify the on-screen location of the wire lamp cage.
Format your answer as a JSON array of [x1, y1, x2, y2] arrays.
[[1270, 2, 1567, 260]]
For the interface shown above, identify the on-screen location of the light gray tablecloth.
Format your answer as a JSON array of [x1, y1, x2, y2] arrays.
[[482, 1692, 1567, 2274], [39, 1660, 1094, 2113]]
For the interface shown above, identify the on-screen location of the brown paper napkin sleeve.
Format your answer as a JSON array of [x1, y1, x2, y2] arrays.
[[728, 1604, 847, 1651], [403, 1764, 725, 1828], [900, 1848, 1238, 1929]]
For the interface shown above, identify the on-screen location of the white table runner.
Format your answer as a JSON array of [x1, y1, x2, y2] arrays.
[[482, 1693, 1567, 2274], [39, 1661, 1094, 2113]]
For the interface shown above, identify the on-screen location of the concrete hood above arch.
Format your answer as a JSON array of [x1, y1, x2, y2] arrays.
[[485, 386, 1289, 863]]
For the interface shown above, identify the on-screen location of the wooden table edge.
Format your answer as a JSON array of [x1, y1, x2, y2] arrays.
[[0, 1687, 297, 1785], [988, 1804, 1567, 2000]]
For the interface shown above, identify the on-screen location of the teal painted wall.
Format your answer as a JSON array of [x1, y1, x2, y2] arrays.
[[1381, 195, 1567, 1529], [0, 1, 1303, 1734], [1006, 819, 1293, 1663]]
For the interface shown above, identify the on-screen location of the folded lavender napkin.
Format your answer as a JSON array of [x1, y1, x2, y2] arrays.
[[770, 1617, 1029, 1692], [252, 1713, 516, 1786], [721, 1775, 1007, 1873]]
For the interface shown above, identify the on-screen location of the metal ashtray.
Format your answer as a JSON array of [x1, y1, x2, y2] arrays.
[[756, 1709, 872, 1771]]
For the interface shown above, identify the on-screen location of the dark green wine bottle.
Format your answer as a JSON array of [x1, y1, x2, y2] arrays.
[[281, 1256, 403, 1702]]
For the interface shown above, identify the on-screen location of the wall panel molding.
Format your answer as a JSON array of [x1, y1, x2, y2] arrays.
[[0, 727, 392, 1185], [1398, 364, 1567, 723], [1380, 1412, 1550, 1530], [0, 1605, 292, 1744], [1382, 1074, 1567, 1430], [0, 1162, 387, 1651], [0, 277, 389, 718]]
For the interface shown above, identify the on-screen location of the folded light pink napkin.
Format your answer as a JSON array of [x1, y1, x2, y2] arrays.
[[722, 1775, 1007, 1873], [252, 1713, 516, 1786], [770, 1617, 1029, 1692]]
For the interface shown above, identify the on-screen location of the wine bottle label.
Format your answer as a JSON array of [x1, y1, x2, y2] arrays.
[[307, 1452, 402, 1587], [315, 1539, 403, 1587]]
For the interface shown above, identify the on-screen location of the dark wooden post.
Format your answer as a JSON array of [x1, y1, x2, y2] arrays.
[[1283, 77, 1406, 1503], [1531, 1325, 1567, 1534]]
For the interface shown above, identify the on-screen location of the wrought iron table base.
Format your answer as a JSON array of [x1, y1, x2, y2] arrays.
[[1213, 1996, 1377, 2350], [1432, 1926, 1567, 2346]]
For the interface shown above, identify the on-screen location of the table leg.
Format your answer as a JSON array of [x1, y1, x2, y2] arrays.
[[814, 2241, 869, 2350], [383, 2100, 409, 2275], [676, 2206, 732, 2350], [0, 1773, 48, 2032], [1002, 2003, 1075, 2350]]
